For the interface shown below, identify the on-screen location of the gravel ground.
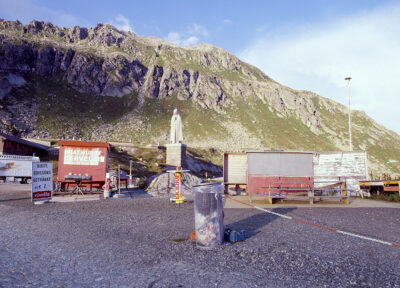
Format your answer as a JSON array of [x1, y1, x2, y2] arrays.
[[1, 183, 400, 288]]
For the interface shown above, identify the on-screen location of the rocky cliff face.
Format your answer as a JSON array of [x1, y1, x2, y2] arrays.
[[0, 19, 399, 176]]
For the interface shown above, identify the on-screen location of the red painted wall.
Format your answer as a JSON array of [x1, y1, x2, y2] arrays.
[[2, 140, 41, 156], [57, 141, 109, 183], [246, 151, 314, 196], [248, 175, 314, 195]]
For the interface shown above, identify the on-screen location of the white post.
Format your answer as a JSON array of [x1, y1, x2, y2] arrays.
[[128, 160, 133, 188], [104, 172, 111, 198], [118, 165, 121, 195], [345, 77, 352, 151]]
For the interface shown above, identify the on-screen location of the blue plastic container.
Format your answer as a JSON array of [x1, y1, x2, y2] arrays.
[[224, 228, 246, 242]]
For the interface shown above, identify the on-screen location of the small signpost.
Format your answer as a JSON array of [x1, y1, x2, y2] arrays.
[[32, 162, 52, 203], [168, 168, 189, 204], [175, 172, 183, 203]]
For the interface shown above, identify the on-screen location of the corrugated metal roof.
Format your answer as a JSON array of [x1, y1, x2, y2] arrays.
[[0, 132, 49, 151], [58, 140, 109, 149], [0, 154, 40, 160], [314, 150, 366, 155], [244, 150, 314, 154]]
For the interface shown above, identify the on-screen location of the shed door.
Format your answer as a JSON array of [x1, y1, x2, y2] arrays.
[[224, 154, 247, 184]]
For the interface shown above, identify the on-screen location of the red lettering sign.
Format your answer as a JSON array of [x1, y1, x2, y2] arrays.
[[32, 191, 52, 200]]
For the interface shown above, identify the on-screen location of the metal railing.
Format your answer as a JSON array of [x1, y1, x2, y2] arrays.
[[247, 178, 348, 204]]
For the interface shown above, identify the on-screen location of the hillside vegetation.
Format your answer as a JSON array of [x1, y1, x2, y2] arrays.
[[0, 19, 399, 176]]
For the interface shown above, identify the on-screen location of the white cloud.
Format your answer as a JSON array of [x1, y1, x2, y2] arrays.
[[182, 36, 199, 46], [189, 23, 209, 37], [217, 19, 232, 32], [0, 0, 88, 27], [166, 31, 199, 46], [165, 23, 208, 47], [166, 32, 181, 43], [240, 3, 400, 134], [111, 14, 134, 32]]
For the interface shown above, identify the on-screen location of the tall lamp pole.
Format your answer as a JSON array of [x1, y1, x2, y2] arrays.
[[345, 77, 352, 151]]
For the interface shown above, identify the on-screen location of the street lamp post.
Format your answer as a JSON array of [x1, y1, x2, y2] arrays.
[[345, 77, 352, 151]]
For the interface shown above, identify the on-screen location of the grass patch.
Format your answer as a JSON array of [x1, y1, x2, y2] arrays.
[[21, 75, 139, 138], [225, 98, 337, 151], [136, 94, 227, 144], [368, 193, 400, 202], [170, 238, 187, 242]]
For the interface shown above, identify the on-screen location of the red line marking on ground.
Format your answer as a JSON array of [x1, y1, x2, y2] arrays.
[[225, 195, 400, 248], [291, 217, 338, 232], [226, 195, 255, 208]]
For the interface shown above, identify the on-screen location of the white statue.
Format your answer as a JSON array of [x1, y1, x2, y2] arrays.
[[170, 108, 183, 144]]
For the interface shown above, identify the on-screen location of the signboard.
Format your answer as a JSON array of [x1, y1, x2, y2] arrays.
[[32, 162, 52, 202], [175, 173, 181, 194], [63, 147, 105, 166], [0, 155, 39, 177]]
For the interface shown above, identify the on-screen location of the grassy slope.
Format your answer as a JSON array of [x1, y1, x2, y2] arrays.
[[4, 70, 400, 177], [9, 74, 399, 176], [1, 26, 399, 176], [311, 96, 400, 174], [226, 98, 337, 151]]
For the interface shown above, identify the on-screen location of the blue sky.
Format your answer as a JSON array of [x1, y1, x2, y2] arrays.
[[0, 0, 399, 134]]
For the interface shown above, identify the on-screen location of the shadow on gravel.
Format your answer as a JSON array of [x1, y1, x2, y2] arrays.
[[227, 208, 296, 239], [0, 197, 30, 202]]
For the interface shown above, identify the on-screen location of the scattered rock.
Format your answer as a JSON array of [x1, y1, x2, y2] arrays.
[[0, 78, 11, 100], [185, 154, 222, 175]]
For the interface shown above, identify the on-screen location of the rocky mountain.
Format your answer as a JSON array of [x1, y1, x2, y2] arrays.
[[0, 19, 399, 176]]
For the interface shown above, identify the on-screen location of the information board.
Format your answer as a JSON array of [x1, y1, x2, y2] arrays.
[[32, 162, 52, 202], [63, 147, 105, 166]]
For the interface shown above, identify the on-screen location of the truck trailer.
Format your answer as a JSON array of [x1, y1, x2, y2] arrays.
[[0, 154, 40, 184]]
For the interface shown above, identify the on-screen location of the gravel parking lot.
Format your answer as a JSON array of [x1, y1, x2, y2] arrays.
[[1, 183, 400, 287]]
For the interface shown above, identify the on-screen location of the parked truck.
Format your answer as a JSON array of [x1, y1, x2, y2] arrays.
[[0, 154, 40, 184], [359, 180, 400, 196]]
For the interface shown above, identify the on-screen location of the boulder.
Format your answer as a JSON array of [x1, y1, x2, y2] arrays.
[[0, 77, 11, 100], [145, 172, 203, 197]]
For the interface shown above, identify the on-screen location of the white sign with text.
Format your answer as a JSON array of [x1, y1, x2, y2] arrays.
[[32, 162, 52, 202], [63, 148, 105, 166]]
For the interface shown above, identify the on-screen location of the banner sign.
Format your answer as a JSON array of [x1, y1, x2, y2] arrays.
[[32, 162, 52, 202], [63, 148, 105, 166]]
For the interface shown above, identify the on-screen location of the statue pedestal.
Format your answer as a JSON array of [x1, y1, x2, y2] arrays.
[[166, 143, 187, 170]]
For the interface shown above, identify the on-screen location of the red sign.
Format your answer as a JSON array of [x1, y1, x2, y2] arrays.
[[175, 173, 181, 199], [175, 174, 180, 192], [32, 191, 52, 200], [57, 141, 109, 185]]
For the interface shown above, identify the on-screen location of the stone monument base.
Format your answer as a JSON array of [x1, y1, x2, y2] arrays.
[[166, 143, 187, 170]]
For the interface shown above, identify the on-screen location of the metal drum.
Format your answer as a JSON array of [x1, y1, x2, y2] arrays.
[[193, 182, 224, 249]]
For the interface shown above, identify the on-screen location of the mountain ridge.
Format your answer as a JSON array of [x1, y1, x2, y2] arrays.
[[0, 19, 399, 176]]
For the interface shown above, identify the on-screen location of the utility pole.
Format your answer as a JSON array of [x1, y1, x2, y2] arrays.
[[345, 77, 352, 151]]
